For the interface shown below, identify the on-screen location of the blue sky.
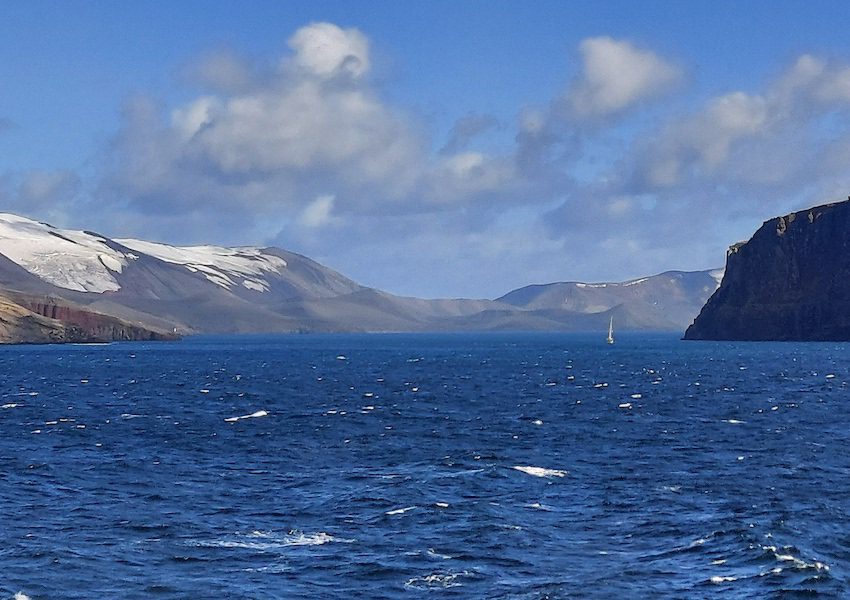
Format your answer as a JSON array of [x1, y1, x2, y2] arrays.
[[4, 1, 850, 297]]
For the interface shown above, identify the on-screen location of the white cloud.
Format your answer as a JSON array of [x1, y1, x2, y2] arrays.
[[299, 194, 336, 228], [171, 96, 220, 140], [287, 22, 370, 79], [103, 20, 549, 245], [647, 91, 768, 186], [639, 54, 850, 191], [82, 27, 850, 298], [568, 36, 681, 118]]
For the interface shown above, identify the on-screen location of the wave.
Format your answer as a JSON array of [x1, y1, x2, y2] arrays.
[[224, 410, 268, 422], [512, 466, 568, 478], [405, 571, 471, 590], [386, 506, 417, 516], [191, 529, 352, 550]]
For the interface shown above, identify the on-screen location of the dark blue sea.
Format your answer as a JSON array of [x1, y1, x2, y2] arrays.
[[2, 333, 849, 599]]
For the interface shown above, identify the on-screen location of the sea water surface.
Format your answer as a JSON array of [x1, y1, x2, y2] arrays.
[[1, 333, 849, 599]]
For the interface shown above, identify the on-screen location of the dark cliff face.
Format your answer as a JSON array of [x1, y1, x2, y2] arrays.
[[684, 200, 850, 341]]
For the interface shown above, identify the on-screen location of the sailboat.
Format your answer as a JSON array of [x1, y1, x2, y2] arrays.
[[606, 316, 614, 344]]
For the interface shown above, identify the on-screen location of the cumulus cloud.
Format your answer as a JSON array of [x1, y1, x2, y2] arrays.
[[645, 92, 769, 186], [79, 27, 850, 296], [636, 54, 850, 193], [103, 24, 423, 236], [538, 50, 850, 286], [287, 22, 370, 79], [567, 36, 681, 119], [101, 21, 548, 246]]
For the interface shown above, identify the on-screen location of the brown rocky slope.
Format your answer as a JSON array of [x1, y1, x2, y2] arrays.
[[0, 294, 178, 344]]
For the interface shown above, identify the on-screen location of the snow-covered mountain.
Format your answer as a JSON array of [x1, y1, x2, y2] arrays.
[[0, 212, 722, 339]]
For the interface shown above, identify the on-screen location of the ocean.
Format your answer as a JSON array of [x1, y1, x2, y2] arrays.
[[1, 333, 848, 598]]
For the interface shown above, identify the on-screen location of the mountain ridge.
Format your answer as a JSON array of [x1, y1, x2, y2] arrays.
[[0, 212, 721, 341]]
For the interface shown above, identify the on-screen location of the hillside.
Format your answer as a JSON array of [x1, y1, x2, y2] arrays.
[[0, 212, 721, 340]]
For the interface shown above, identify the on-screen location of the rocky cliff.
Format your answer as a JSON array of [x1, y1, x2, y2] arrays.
[[685, 200, 850, 341], [0, 294, 178, 344]]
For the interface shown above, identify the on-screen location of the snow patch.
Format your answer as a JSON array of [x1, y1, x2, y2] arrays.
[[242, 279, 269, 292], [98, 253, 124, 272], [575, 282, 609, 289], [117, 238, 287, 292], [0, 213, 134, 293]]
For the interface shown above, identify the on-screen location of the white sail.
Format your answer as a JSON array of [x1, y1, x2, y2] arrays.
[[607, 316, 614, 344]]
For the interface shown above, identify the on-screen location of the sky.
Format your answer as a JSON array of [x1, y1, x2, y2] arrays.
[[4, 1, 850, 298]]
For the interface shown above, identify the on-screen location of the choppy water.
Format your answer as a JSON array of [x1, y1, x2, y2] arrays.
[[1, 333, 849, 598]]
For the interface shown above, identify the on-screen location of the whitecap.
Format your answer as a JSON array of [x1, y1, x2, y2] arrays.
[[14, 593, 32, 600], [710, 575, 738, 584], [618, 402, 632, 409], [224, 410, 268, 422], [405, 572, 468, 590], [386, 506, 417, 515], [193, 530, 350, 550], [512, 465, 567, 478], [283, 531, 341, 546], [723, 419, 746, 424], [2, 403, 20, 409]]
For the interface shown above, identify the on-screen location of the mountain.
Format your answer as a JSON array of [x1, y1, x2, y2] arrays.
[[498, 270, 724, 331], [685, 199, 850, 341], [0, 212, 721, 341]]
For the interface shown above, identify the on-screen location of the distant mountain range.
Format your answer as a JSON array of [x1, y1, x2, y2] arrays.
[[0, 213, 722, 342]]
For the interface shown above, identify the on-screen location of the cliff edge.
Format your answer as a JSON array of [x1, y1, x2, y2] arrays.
[[0, 294, 179, 344], [685, 199, 850, 341]]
